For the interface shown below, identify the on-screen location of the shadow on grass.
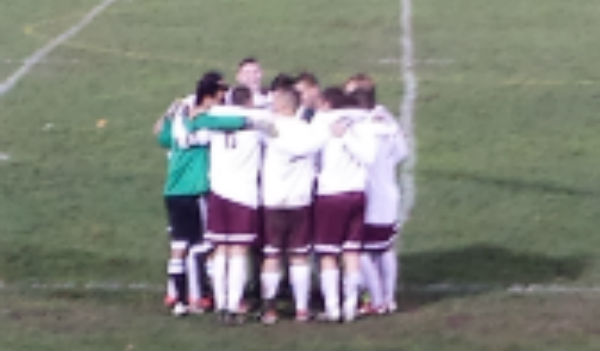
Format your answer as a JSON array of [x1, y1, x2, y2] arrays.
[[398, 244, 589, 310]]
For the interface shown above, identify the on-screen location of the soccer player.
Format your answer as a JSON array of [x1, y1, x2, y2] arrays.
[[347, 76, 409, 314], [259, 87, 334, 324], [312, 87, 378, 322], [294, 72, 321, 122], [203, 85, 269, 324], [157, 78, 270, 316], [230, 57, 269, 108], [156, 71, 228, 312]]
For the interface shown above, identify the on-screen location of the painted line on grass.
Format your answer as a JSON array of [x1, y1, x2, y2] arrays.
[[0, 0, 118, 97], [398, 0, 418, 226]]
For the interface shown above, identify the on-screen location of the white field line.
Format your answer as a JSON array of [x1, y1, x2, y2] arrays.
[[0, 0, 118, 97], [1, 281, 600, 296], [398, 0, 418, 226]]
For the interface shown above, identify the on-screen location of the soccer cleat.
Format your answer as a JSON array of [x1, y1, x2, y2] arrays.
[[357, 301, 373, 316], [163, 295, 177, 308], [261, 309, 278, 325], [295, 309, 310, 323], [316, 310, 341, 323], [188, 300, 205, 315], [386, 301, 398, 314], [171, 302, 188, 317]]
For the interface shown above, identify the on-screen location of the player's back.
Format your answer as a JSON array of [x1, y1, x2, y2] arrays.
[[262, 116, 321, 208], [365, 107, 408, 225], [314, 109, 377, 195], [208, 105, 266, 208]]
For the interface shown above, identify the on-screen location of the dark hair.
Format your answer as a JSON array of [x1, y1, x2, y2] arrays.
[[295, 72, 319, 87], [231, 85, 252, 106], [321, 86, 347, 109], [202, 70, 223, 83], [238, 57, 258, 68], [195, 79, 222, 105], [277, 87, 301, 111], [349, 87, 376, 109], [270, 73, 295, 91]]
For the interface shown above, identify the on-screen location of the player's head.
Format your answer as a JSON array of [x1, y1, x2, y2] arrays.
[[344, 73, 375, 94], [272, 87, 300, 116], [201, 70, 228, 104], [230, 85, 253, 107], [295, 72, 320, 108], [270, 73, 296, 92], [348, 87, 376, 109], [195, 78, 223, 107], [236, 57, 263, 92], [319, 86, 348, 111]]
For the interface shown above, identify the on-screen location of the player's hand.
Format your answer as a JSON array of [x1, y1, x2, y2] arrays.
[[331, 118, 351, 137], [165, 98, 182, 119], [249, 119, 278, 137]]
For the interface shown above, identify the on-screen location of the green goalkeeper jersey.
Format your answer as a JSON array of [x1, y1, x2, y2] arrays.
[[158, 112, 246, 196]]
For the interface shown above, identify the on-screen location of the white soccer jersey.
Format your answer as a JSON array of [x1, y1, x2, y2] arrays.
[[365, 107, 409, 225], [262, 116, 329, 208], [314, 109, 379, 195], [207, 105, 267, 208]]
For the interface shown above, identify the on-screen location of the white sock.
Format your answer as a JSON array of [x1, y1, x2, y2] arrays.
[[227, 255, 247, 313], [343, 270, 361, 319], [261, 271, 281, 301], [360, 253, 384, 308], [290, 264, 311, 312], [320, 269, 340, 317], [380, 249, 398, 306], [186, 246, 204, 302], [212, 253, 227, 311]]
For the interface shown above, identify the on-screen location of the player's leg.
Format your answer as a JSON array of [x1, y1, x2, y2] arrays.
[[226, 244, 249, 317], [164, 196, 197, 316], [341, 192, 366, 322], [380, 245, 398, 313], [205, 193, 229, 316], [314, 195, 344, 322], [260, 209, 284, 324], [288, 206, 312, 322], [359, 251, 384, 314]]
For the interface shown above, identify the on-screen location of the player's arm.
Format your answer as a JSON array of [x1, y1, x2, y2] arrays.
[[392, 125, 409, 164], [268, 122, 329, 156], [156, 118, 173, 148], [341, 122, 378, 166]]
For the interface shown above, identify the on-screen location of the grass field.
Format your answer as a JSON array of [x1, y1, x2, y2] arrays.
[[1, 0, 600, 349]]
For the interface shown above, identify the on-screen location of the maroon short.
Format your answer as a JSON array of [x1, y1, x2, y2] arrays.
[[205, 192, 257, 245], [263, 207, 311, 256], [362, 224, 397, 252], [314, 192, 365, 254]]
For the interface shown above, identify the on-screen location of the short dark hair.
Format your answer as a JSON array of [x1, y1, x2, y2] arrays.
[[349, 87, 376, 109], [231, 85, 252, 106], [321, 86, 348, 109], [202, 70, 223, 84], [295, 72, 319, 87], [238, 57, 258, 68], [270, 73, 296, 91], [277, 87, 301, 111], [195, 79, 221, 105]]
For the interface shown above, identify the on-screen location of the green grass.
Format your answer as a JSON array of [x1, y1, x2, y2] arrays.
[[1, 0, 600, 349]]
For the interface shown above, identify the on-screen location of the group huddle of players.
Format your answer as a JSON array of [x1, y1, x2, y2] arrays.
[[153, 57, 408, 325]]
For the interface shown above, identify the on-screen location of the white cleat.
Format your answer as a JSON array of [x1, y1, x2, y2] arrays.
[[386, 301, 398, 314], [171, 302, 189, 317], [317, 309, 341, 323]]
